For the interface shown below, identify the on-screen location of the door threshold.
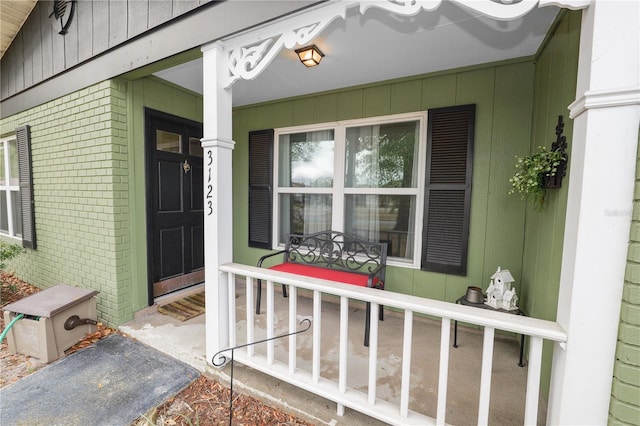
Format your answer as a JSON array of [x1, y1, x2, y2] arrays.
[[154, 282, 205, 306]]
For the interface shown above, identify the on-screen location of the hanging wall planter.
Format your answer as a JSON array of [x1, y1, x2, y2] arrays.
[[509, 115, 568, 210]]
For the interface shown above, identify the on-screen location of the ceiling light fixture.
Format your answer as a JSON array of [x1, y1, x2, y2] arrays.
[[295, 45, 324, 67]]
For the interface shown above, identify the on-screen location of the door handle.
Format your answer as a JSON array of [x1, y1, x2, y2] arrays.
[[183, 160, 191, 173]]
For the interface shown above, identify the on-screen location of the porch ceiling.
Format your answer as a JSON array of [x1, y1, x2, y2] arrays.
[[154, 1, 560, 107]]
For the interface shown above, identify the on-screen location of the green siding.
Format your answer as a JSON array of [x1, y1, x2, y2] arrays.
[[233, 59, 534, 306], [0, 80, 132, 326], [525, 10, 580, 398]]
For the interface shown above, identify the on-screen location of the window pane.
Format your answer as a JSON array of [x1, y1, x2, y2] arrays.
[[279, 130, 334, 188], [11, 190, 22, 236], [279, 193, 332, 243], [345, 121, 419, 188], [0, 144, 5, 186], [8, 140, 19, 186], [189, 137, 203, 157], [156, 130, 182, 153], [345, 194, 415, 259]]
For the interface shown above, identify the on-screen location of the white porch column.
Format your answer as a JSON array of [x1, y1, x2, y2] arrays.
[[201, 41, 235, 364], [548, 1, 640, 424]]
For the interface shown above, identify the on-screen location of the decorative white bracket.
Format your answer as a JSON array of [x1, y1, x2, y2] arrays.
[[218, 0, 591, 89], [223, 1, 354, 88]]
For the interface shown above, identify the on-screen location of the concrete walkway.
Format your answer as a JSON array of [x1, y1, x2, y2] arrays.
[[120, 282, 547, 425], [0, 334, 198, 426]]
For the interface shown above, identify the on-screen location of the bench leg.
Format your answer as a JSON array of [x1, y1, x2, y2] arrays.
[[257, 280, 290, 315], [364, 302, 371, 347], [363, 302, 385, 347], [256, 279, 262, 315]]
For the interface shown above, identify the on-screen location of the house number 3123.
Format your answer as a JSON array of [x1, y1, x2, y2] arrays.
[[207, 151, 213, 216]]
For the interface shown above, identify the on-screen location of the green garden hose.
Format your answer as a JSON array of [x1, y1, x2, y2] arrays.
[[0, 313, 24, 343]]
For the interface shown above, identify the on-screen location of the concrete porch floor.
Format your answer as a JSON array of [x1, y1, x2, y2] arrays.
[[120, 280, 547, 425]]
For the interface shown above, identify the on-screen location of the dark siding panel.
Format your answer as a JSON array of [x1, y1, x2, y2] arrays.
[[40, 2, 54, 79], [422, 104, 475, 275], [93, 0, 110, 54], [12, 35, 25, 93], [248, 129, 274, 249], [2, 0, 221, 100], [16, 125, 36, 250], [172, 0, 200, 16], [51, 4, 66, 75], [29, 6, 43, 84], [64, 1, 79, 69], [109, 0, 128, 47], [149, 1, 172, 28], [0, 53, 8, 99], [23, 21, 34, 87], [128, 1, 149, 37], [5, 42, 17, 95], [77, 0, 93, 61]]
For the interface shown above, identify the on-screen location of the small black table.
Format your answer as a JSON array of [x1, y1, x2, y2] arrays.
[[453, 296, 526, 367]]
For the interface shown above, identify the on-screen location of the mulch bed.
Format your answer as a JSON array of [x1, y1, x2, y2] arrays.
[[1, 272, 312, 425]]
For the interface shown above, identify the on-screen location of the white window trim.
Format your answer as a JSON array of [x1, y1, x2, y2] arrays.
[[273, 111, 427, 269], [0, 135, 20, 240]]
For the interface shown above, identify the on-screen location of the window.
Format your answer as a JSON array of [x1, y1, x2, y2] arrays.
[[0, 125, 36, 249], [0, 135, 22, 238], [248, 106, 474, 272], [274, 113, 425, 265]]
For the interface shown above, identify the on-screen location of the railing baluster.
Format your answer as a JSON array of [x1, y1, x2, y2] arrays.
[[246, 277, 255, 357], [478, 327, 495, 425], [368, 302, 379, 405], [524, 336, 543, 425], [338, 296, 349, 416], [228, 273, 236, 347], [312, 290, 322, 383], [289, 286, 298, 374], [436, 317, 451, 425], [400, 310, 413, 417], [267, 280, 275, 365]]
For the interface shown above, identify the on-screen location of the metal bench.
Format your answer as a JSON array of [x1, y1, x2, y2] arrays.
[[256, 230, 387, 346]]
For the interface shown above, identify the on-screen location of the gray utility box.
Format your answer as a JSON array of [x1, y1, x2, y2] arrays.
[[3, 284, 99, 363]]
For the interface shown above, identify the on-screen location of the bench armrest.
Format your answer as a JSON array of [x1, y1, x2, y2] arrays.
[[257, 250, 288, 267]]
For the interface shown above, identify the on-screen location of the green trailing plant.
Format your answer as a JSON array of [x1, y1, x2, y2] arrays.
[[508, 146, 564, 210]]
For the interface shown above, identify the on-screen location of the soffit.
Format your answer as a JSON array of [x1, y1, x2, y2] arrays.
[[1, 0, 37, 58]]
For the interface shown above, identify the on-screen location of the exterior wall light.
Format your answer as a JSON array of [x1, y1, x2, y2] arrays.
[[295, 45, 324, 67]]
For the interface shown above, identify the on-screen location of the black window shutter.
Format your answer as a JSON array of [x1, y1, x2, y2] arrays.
[[15, 125, 36, 249], [248, 129, 274, 249], [421, 105, 475, 275]]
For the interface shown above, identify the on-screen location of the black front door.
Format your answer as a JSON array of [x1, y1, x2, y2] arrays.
[[145, 109, 204, 300]]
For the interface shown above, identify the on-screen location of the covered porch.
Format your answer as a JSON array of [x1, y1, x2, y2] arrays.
[[184, 0, 638, 424]]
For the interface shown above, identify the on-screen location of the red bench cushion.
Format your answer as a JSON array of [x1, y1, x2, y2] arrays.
[[270, 263, 376, 287]]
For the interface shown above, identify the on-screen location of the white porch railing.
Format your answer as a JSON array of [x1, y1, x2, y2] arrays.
[[217, 263, 567, 426]]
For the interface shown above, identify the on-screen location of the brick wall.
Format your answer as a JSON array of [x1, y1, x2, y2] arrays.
[[0, 80, 132, 326], [611, 151, 640, 425]]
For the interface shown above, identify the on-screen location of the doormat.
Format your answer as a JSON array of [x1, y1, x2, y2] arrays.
[[158, 291, 205, 321]]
